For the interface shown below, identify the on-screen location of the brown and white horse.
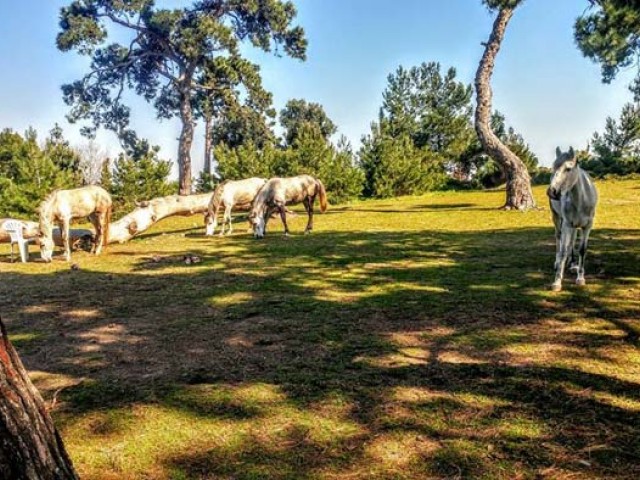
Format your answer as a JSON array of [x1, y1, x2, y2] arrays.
[[39, 185, 112, 262], [249, 175, 327, 238], [204, 177, 267, 236]]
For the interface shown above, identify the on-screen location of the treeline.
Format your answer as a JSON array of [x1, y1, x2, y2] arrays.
[[0, 127, 174, 219], [209, 62, 544, 200], [3, 61, 638, 220]]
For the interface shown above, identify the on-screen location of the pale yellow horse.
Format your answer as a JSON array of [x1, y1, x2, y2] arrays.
[[39, 185, 113, 262]]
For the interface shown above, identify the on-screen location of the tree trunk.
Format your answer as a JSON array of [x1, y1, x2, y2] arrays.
[[0, 219, 93, 249], [203, 113, 213, 177], [177, 86, 195, 196], [0, 317, 79, 480], [474, 6, 536, 210], [107, 193, 212, 243]]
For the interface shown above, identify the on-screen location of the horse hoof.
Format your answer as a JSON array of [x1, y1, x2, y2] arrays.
[[576, 278, 586, 287], [550, 283, 562, 292]]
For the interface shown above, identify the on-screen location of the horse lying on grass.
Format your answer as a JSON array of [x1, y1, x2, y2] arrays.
[[39, 185, 112, 262], [249, 174, 327, 238], [547, 147, 598, 291]]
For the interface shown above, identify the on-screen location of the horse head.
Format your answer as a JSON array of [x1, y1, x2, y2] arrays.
[[39, 228, 54, 262], [548, 146, 579, 200]]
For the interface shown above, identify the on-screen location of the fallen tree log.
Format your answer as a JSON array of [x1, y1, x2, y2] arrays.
[[0, 316, 79, 479], [108, 193, 212, 243], [0, 219, 94, 249]]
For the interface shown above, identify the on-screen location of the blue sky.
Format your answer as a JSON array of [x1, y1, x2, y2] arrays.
[[0, 0, 634, 175]]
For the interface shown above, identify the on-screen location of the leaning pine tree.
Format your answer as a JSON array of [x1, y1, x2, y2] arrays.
[[475, 0, 536, 210]]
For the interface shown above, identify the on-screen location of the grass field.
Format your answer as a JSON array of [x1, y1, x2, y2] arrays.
[[1, 180, 639, 479]]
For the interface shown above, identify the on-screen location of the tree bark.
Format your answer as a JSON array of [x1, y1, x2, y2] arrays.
[[203, 113, 213, 177], [0, 317, 79, 480], [107, 193, 212, 243], [178, 86, 195, 196], [474, 6, 536, 210]]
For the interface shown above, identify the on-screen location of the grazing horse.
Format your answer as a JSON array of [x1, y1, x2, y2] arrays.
[[39, 185, 112, 262], [204, 177, 267, 236], [547, 147, 598, 291], [249, 174, 327, 238]]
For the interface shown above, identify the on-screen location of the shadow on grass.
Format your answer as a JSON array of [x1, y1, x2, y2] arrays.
[[1, 227, 639, 478]]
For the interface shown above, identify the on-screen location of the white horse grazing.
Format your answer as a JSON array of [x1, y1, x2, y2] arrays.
[[249, 174, 327, 238], [39, 185, 113, 262], [204, 177, 267, 236], [547, 147, 598, 291]]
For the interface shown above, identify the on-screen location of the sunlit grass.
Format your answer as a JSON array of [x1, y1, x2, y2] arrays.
[[0, 180, 639, 479]]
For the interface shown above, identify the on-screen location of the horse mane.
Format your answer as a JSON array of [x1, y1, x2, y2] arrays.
[[38, 190, 59, 231]]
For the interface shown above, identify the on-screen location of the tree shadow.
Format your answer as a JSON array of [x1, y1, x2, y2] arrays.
[[1, 226, 639, 478]]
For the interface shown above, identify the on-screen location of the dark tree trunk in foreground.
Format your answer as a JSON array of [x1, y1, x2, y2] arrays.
[[474, 6, 536, 210], [0, 317, 78, 480], [203, 113, 213, 177]]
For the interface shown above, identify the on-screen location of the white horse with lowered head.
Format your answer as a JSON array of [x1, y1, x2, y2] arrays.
[[547, 147, 598, 291], [39, 185, 112, 262], [249, 174, 327, 238], [204, 177, 267, 236]]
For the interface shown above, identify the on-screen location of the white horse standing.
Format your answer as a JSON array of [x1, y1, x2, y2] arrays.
[[547, 147, 598, 291], [39, 185, 113, 262], [204, 177, 267, 236]]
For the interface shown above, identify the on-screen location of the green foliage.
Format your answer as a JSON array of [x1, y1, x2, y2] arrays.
[[381, 62, 474, 161], [58, 0, 307, 192], [575, 1, 640, 86], [288, 130, 363, 203], [359, 130, 447, 198], [215, 128, 363, 203], [470, 112, 540, 188], [279, 98, 337, 146], [0, 128, 76, 219], [44, 123, 82, 177], [215, 141, 283, 180], [581, 102, 640, 177], [110, 143, 174, 215], [359, 62, 469, 197], [212, 103, 276, 149], [195, 171, 218, 193], [483, 0, 524, 10]]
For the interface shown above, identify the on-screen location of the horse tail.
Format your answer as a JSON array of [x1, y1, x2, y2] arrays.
[[316, 178, 328, 213]]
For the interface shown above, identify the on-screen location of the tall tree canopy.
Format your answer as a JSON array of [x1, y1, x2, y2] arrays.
[[475, 0, 536, 210], [575, 0, 640, 92], [381, 62, 474, 161], [57, 0, 307, 195], [279, 98, 337, 146]]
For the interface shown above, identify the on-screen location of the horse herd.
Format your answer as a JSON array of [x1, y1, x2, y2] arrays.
[[34, 148, 597, 292]]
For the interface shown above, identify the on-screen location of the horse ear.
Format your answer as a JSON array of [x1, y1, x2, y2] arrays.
[[569, 146, 575, 158], [555, 146, 562, 158]]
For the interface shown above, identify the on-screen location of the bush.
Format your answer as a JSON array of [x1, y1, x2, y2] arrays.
[[359, 133, 447, 198]]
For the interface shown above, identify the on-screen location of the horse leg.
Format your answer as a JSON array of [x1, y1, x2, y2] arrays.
[[303, 197, 314, 234], [94, 212, 106, 255], [61, 219, 71, 262], [220, 205, 231, 236], [576, 226, 592, 286], [552, 225, 574, 291], [278, 203, 290, 236], [88, 213, 100, 254], [568, 229, 579, 273], [226, 205, 234, 235], [552, 212, 562, 271]]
